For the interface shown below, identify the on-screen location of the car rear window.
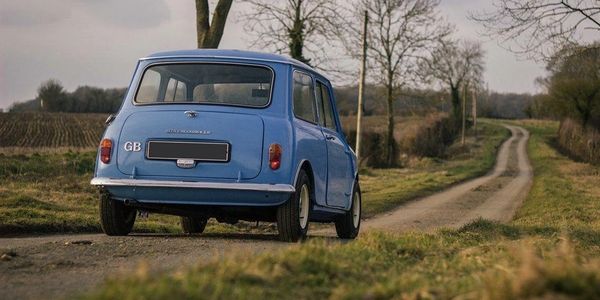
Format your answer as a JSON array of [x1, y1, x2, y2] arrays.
[[135, 63, 273, 107]]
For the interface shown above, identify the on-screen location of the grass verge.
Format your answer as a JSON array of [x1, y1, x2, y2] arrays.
[[0, 122, 507, 235], [85, 120, 600, 299]]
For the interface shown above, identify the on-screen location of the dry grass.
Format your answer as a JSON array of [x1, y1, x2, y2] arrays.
[[340, 114, 437, 142], [83, 120, 600, 300], [557, 118, 600, 165]]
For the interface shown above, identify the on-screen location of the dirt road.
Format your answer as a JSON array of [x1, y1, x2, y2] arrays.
[[0, 125, 532, 299], [363, 125, 532, 231], [0, 233, 287, 299]]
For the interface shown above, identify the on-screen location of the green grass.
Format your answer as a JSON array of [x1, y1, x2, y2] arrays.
[[84, 120, 600, 299], [0, 122, 507, 235], [361, 122, 508, 217], [0, 152, 182, 235]]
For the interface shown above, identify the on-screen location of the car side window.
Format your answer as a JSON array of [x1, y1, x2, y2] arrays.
[[136, 69, 161, 103], [293, 71, 317, 123], [315, 83, 326, 127], [317, 82, 337, 131]]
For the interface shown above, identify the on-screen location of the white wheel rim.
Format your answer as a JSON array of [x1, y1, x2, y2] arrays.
[[299, 184, 310, 229], [352, 191, 361, 228]]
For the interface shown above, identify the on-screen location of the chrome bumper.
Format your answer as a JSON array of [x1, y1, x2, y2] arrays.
[[90, 178, 295, 193]]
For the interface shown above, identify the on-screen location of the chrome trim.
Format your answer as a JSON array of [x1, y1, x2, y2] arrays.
[[91, 178, 295, 193], [139, 54, 313, 71]]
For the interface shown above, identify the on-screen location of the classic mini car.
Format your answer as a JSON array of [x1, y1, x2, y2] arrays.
[[91, 49, 361, 242]]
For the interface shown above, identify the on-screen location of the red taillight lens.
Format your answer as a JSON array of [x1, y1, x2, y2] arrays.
[[269, 143, 282, 170], [100, 139, 113, 164]]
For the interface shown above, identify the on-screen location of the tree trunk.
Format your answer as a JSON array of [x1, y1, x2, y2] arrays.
[[196, 0, 233, 48], [472, 89, 478, 140], [450, 85, 461, 126], [386, 83, 395, 167], [461, 84, 467, 146], [288, 0, 310, 65]]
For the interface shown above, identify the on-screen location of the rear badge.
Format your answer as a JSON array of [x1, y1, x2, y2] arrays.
[[123, 141, 142, 152], [176, 159, 196, 169]]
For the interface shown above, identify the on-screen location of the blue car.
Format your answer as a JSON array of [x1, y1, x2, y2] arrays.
[[91, 50, 361, 241]]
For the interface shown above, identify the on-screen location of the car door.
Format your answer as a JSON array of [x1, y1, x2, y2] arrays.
[[315, 81, 354, 208], [292, 71, 328, 206]]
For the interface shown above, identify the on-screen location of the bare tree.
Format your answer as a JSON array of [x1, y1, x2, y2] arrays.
[[240, 0, 342, 66], [423, 39, 485, 123], [471, 0, 600, 60], [356, 0, 451, 166], [196, 0, 234, 48]]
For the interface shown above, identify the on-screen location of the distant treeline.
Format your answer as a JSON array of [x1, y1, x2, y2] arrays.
[[334, 85, 535, 120], [479, 92, 535, 119], [9, 80, 125, 113], [10, 79, 535, 120]]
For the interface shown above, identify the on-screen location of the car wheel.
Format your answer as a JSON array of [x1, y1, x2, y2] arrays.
[[335, 182, 361, 239], [277, 169, 311, 242], [180, 216, 208, 234], [99, 192, 136, 236]]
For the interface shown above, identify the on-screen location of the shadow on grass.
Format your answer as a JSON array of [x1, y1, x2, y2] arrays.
[[130, 232, 280, 241], [443, 218, 600, 250], [129, 232, 343, 243]]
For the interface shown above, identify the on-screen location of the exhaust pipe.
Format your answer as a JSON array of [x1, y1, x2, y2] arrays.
[[124, 199, 139, 206]]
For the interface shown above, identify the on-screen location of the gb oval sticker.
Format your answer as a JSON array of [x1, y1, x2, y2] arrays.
[[124, 141, 142, 152]]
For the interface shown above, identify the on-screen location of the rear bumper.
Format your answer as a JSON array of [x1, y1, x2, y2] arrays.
[[90, 177, 295, 193]]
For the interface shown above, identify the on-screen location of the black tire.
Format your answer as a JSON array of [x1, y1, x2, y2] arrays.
[[180, 216, 208, 234], [99, 192, 136, 236], [335, 182, 361, 239], [277, 169, 311, 242]]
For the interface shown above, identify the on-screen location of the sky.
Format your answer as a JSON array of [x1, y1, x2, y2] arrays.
[[0, 0, 546, 110]]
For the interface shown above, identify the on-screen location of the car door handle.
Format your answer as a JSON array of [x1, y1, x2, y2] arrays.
[[326, 135, 336, 141]]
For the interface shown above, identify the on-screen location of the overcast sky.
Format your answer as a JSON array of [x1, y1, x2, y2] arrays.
[[0, 0, 546, 110]]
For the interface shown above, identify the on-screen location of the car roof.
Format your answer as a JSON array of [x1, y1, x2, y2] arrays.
[[142, 49, 329, 82]]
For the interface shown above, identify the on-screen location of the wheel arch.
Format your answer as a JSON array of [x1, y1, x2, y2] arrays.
[[293, 159, 315, 191]]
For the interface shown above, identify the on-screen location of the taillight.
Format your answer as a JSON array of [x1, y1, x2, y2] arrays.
[[269, 143, 282, 170], [100, 139, 113, 164]]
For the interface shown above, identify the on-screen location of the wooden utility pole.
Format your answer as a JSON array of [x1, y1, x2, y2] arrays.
[[355, 10, 368, 162], [461, 83, 468, 146], [472, 88, 477, 140]]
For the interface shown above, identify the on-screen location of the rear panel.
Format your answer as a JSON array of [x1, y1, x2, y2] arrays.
[[117, 110, 264, 180]]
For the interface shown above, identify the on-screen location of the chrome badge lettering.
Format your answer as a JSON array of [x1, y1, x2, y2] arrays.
[[124, 141, 142, 152], [166, 129, 212, 135]]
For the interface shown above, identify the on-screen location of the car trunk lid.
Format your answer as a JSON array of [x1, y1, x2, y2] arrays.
[[117, 110, 264, 180]]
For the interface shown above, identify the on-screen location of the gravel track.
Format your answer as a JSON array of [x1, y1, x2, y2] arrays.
[[362, 125, 532, 232]]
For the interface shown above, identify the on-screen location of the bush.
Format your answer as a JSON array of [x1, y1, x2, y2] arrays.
[[557, 118, 600, 165], [343, 113, 459, 167], [399, 113, 458, 158], [345, 130, 396, 168]]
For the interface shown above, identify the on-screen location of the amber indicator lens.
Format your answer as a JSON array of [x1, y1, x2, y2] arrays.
[[269, 143, 282, 170], [100, 139, 113, 164]]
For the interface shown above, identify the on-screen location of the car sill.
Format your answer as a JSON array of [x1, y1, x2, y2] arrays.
[[90, 178, 295, 193]]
